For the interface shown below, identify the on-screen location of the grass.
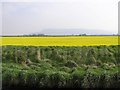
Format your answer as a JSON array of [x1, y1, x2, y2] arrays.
[[2, 63, 120, 88], [2, 45, 120, 88]]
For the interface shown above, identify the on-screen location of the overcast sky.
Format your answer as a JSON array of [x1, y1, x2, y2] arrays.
[[1, 0, 119, 35]]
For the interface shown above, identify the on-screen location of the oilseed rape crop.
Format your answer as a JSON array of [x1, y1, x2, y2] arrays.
[[1, 36, 118, 46]]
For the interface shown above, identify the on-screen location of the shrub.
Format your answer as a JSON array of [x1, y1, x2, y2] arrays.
[[64, 60, 78, 68]]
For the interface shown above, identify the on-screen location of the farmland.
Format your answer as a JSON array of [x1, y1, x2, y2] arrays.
[[1, 36, 120, 88], [1, 36, 118, 46], [2, 45, 120, 88]]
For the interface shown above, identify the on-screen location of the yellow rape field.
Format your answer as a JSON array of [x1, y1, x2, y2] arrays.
[[1, 36, 119, 46]]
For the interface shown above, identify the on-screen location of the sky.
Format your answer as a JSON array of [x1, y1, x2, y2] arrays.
[[0, 0, 119, 35]]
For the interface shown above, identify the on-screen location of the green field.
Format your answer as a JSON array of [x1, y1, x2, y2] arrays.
[[2, 45, 120, 88]]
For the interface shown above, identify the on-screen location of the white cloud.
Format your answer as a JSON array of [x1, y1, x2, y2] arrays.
[[0, 3, 2, 35], [1, 0, 119, 35]]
